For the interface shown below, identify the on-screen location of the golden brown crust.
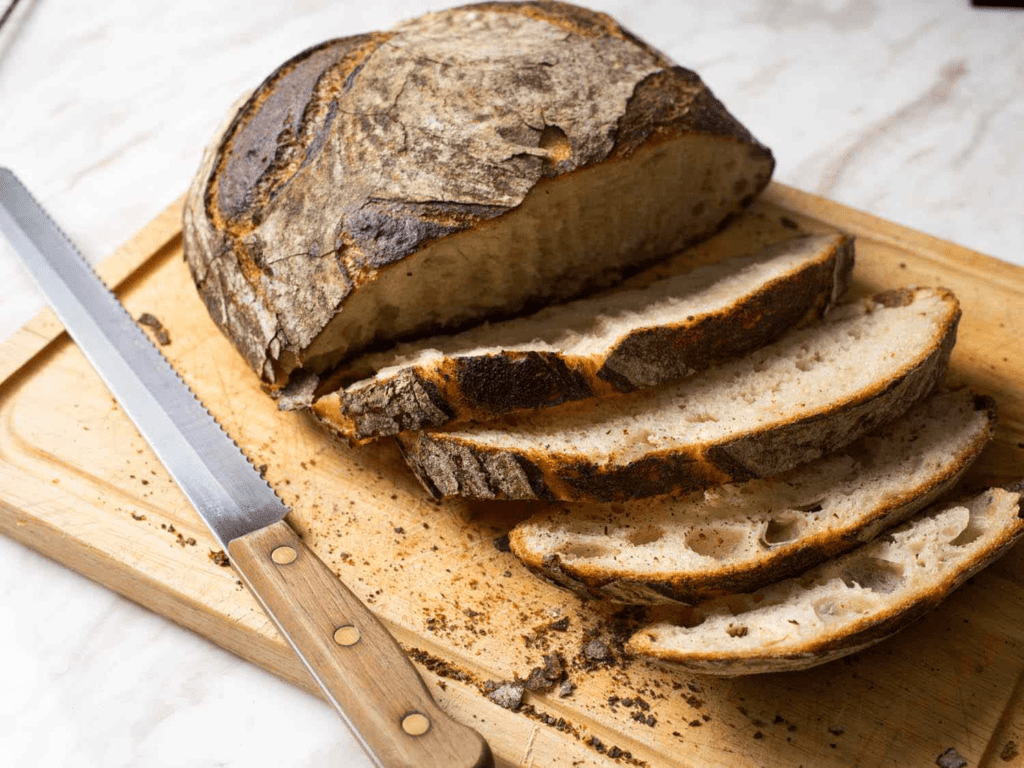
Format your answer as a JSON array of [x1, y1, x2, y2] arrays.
[[207, 34, 391, 233], [506, 392, 997, 604], [462, 0, 671, 63], [183, 33, 391, 380]]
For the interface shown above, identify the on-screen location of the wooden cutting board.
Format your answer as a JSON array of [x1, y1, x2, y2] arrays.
[[2, 183, 1023, 768]]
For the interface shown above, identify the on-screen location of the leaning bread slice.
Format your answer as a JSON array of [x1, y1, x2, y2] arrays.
[[627, 486, 1024, 675], [399, 288, 960, 502], [509, 389, 995, 604], [314, 234, 853, 441]]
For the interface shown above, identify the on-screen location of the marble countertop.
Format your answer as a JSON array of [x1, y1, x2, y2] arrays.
[[1, 1, 1022, 765]]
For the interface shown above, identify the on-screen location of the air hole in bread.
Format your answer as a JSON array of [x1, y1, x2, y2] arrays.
[[685, 411, 719, 424], [813, 599, 845, 622], [813, 591, 876, 623], [791, 497, 826, 513], [686, 527, 745, 558], [794, 351, 822, 372], [761, 514, 804, 547], [940, 522, 965, 540], [717, 594, 751, 616], [626, 526, 665, 546], [950, 521, 985, 546], [839, 557, 904, 593], [948, 500, 993, 546], [559, 542, 614, 559]]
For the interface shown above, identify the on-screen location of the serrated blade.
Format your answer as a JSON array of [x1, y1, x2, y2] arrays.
[[0, 168, 288, 547]]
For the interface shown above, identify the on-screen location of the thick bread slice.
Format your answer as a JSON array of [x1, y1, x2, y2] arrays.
[[183, 1, 774, 390], [627, 486, 1024, 675], [399, 288, 961, 502], [509, 389, 996, 604], [314, 234, 853, 441]]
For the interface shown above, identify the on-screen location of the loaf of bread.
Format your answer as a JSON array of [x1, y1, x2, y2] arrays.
[[509, 389, 995, 604], [627, 486, 1024, 675], [399, 288, 960, 502], [313, 234, 853, 441], [183, 1, 774, 393], [183, 1, 1014, 678]]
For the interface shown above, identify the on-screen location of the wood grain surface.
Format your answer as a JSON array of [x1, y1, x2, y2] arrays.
[[1, 182, 1023, 767]]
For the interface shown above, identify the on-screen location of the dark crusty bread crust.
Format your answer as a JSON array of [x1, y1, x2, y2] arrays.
[[313, 234, 854, 442], [508, 390, 997, 604], [183, 1, 774, 390], [398, 289, 960, 503], [627, 487, 1024, 675]]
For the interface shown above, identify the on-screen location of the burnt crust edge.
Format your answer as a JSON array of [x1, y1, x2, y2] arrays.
[[397, 290, 961, 502]]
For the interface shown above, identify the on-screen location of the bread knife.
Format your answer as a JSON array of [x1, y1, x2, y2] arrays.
[[0, 168, 492, 768]]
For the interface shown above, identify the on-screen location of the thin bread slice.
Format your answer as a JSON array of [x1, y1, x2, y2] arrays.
[[509, 389, 996, 604], [398, 287, 961, 502], [627, 486, 1024, 676], [313, 234, 854, 441]]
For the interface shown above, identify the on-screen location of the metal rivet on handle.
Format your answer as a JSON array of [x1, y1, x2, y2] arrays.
[[333, 625, 361, 646], [271, 546, 297, 565], [401, 712, 431, 736]]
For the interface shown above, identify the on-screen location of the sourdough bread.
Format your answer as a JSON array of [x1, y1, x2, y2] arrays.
[[183, 1, 774, 390], [627, 486, 1024, 675], [399, 288, 960, 502], [509, 389, 995, 604], [314, 234, 853, 441]]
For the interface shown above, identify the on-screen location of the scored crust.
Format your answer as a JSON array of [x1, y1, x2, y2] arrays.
[[398, 288, 961, 503], [626, 487, 1024, 675], [313, 233, 854, 441], [507, 389, 997, 604], [183, 1, 774, 391]]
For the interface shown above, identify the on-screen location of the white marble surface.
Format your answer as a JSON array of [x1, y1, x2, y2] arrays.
[[1, 1, 1022, 765]]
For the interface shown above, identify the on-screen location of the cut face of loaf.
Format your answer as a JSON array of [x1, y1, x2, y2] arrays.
[[509, 389, 996, 604], [313, 234, 854, 441], [399, 288, 961, 502], [182, 1, 774, 390], [627, 487, 1024, 675]]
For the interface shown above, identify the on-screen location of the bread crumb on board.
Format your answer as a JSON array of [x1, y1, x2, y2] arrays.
[[484, 680, 525, 710], [524, 653, 566, 693], [209, 550, 230, 567], [1001, 740, 1019, 761], [936, 747, 968, 768], [137, 312, 171, 345]]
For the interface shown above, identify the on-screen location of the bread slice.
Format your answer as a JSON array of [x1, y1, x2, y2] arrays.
[[509, 389, 996, 604], [627, 486, 1024, 675], [313, 234, 854, 441], [399, 288, 960, 502], [183, 1, 774, 391]]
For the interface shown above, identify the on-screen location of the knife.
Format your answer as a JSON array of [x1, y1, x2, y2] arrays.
[[0, 168, 492, 768]]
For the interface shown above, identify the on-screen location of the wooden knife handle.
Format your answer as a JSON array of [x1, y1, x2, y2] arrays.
[[228, 520, 493, 768]]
